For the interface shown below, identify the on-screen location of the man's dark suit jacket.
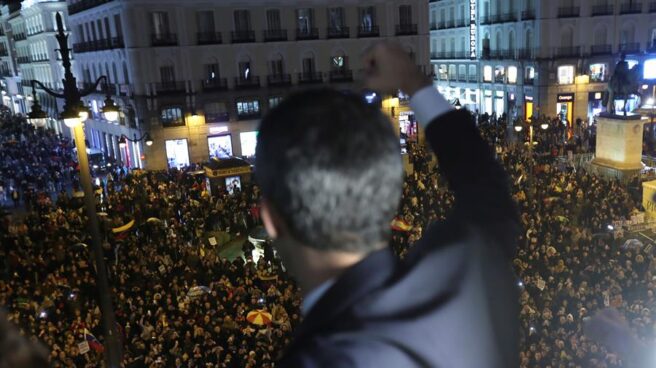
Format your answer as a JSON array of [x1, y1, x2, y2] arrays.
[[278, 109, 520, 367]]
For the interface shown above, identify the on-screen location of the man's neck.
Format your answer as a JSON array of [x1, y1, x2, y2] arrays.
[[295, 248, 366, 297]]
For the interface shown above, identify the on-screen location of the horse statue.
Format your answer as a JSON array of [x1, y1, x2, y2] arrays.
[[603, 54, 643, 116]]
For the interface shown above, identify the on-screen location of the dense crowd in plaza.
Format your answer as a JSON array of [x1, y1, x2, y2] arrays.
[[1, 109, 655, 367], [394, 114, 650, 368], [0, 116, 299, 367]]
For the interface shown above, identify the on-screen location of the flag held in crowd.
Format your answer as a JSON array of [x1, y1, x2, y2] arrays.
[[83, 329, 104, 353]]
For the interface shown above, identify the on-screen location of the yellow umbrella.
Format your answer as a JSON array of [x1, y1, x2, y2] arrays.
[[247, 310, 272, 326]]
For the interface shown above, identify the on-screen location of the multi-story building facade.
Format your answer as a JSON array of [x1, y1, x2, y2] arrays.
[[430, 0, 656, 127], [0, 0, 69, 134], [67, 0, 429, 170]]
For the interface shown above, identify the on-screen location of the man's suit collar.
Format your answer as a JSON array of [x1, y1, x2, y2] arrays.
[[287, 247, 398, 350]]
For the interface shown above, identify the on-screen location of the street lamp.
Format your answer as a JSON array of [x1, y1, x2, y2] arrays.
[[119, 133, 153, 148], [515, 120, 549, 149], [27, 84, 47, 128], [102, 95, 119, 122], [26, 13, 122, 366]]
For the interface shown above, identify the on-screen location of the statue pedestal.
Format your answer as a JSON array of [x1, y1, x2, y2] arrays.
[[591, 114, 645, 179]]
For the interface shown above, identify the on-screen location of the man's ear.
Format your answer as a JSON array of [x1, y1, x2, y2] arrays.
[[261, 198, 282, 240]]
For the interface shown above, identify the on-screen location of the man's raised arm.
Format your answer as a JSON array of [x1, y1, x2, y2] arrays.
[[364, 43, 519, 256]]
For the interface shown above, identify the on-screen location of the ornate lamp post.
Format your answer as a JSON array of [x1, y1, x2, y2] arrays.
[[27, 13, 122, 367], [118, 133, 153, 149]]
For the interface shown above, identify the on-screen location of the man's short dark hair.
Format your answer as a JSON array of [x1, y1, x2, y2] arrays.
[[256, 89, 403, 253]]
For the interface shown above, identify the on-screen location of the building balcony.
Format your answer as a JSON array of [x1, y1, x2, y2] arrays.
[[31, 55, 49, 62], [328, 69, 353, 82], [432, 51, 470, 59], [327, 26, 350, 39], [267, 73, 291, 86], [206, 112, 230, 123], [650, 1, 656, 12], [557, 6, 580, 18], [231, 30, 255, 43], [590, 44, 612, 55], [237, 111, 261, 120], [73, 37, 124, 53], [396, 24, 418, 36], [618, 42, 641, 53], [516, 48, 536, 59], [591, 4, 614, 16], [480, 15, 492, 25], [263, 29, 287, 42], [197, 32, 222, 45], [456, 18, 468, 27], [201, 78, 228, 92], [429, 22, 437, 31], [0, 49, 8, 57], [357, 25, 379, 38], [234, 76, 260, 89], [500, 13, 518, 22], [554, 46, 581, 58], [27, 28, 56, 37], [68, 0, 113, 15], [296, 27, 319, 40], [16, 56, 29, 64], [444, 20, 455, 28], [151, 33, 178, 47], [489, 49, 514, 59], [0, 70, 12, 77], [521, 9, 536, 20], [298, 72, 323, 84], [620, 2, 642, 14], [13, 33, 26, 41], [154, 81, 186, 95]]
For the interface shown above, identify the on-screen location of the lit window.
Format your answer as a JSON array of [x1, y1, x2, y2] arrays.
[[589, 63, 607, 82], [558, 65, 575, 85], [494, 66, 505, 83], [236, 100, 260, 117], [644, 59, 656, 80], [483, 65, 492, 82], [160, 106, 184, 127], [269, 96, 283, 108], [332, 56, 344, 69], [525, 66, 535, 80], [507, 66, 518, 84]]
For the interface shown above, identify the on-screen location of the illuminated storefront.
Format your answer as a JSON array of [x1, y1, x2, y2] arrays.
[[524, 96, 534, 121], [557, 93, 574, 137], [588, 91, 605, 121], [165, 139, 190, 169], [399, 111, 418, 154], [208, 134, 233, 159]]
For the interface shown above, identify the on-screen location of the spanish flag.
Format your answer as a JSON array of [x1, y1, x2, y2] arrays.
[[390, 217, 412, 232]]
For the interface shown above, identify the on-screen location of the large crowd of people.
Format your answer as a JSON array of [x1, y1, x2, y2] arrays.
[[394, 114, 651, 368], [1, 109, 655, 367], [0, 116, 300, 367]]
